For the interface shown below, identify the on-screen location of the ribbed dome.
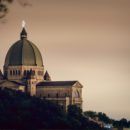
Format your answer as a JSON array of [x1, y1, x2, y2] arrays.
[[4, 28, 43, 67]]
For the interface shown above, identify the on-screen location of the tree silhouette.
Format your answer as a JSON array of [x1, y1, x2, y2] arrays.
[[0, 0, 31, 19], [0, 0, 13, 18]]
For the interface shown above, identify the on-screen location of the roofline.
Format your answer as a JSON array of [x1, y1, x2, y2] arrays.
[[37, 80, 83, 88]]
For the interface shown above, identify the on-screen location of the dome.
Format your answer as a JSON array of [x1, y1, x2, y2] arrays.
[[4, 28, 43, 67]]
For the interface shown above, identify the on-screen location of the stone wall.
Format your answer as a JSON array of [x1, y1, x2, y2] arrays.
[[4, 65, 44, 82], [36, 82, 83, 109]]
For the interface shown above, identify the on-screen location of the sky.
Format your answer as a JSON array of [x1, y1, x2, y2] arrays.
[[0, 0, 130, 120]]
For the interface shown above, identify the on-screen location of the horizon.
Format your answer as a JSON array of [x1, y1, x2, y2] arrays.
[[0, 0, 129, 120]]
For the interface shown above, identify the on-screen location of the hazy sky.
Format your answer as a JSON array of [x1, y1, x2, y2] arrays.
[[0, 0, 130, 120]]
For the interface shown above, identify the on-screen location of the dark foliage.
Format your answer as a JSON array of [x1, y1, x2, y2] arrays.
[[67, 105, 102, 129], [0, 88, 67, 129], [84, 111, 130, 128], [113, 118, 130, 128], [0, 88, 103, 129], [0, 0, 13, 18], [97, 112, 111, 124], [0, 0, 30, 19], [84, 111, 111, 124], [84, 110, 97, 119]]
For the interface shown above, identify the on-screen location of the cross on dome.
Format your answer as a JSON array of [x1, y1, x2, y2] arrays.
[[22, 20, 26, 27]]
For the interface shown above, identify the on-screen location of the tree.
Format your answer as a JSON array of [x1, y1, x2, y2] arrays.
[[67, 105, 102, 129], [97, 112, 111, 124], [0, 0, 13, 18], [0, 0, 31, 19], [128, 121, 130, 127], [119, 118, 128, 128], [67, 105, 82, 118], [84, 111, 97, 119], [112, 118, 130, 128]]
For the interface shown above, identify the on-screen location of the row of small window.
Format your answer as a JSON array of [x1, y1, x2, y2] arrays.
[[10, 70, 21, 75], [9, 70, 43, 76], [24, 70, 35, 76], [40, 93, 68, 98], [39, 91, 79, 98]]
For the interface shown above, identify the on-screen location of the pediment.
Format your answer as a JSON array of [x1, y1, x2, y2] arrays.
[[73, 81, 83, 88]]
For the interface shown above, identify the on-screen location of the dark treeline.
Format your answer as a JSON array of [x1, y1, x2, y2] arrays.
[[84, 111, 130, 128], [0, 88, 103, 129]]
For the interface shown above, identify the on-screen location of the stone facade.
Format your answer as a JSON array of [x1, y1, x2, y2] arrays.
[[36, 81, 83, 110], [4, 65, 44, 82]]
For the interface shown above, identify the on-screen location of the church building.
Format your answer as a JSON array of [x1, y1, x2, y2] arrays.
[[0, 27, 83, 110]]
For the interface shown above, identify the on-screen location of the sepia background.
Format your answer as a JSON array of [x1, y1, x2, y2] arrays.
[[0, 0, 129, 120]]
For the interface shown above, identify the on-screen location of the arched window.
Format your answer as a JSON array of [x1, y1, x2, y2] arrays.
[[10, 70, 12, 75], [74, 90, 80, 98], [13, 70, 15, 75], [18, 70, 20, 75], [24, 70, 26, 76], [16, 70, 17, 75], [27, 70, 30, 75]]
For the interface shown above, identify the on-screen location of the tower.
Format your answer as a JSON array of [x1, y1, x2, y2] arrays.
[[44, 71, 51, 81], [27, 69, 37, 96]]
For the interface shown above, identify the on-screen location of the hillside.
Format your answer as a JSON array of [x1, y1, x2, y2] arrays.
[[0, 88, 103, 129]]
